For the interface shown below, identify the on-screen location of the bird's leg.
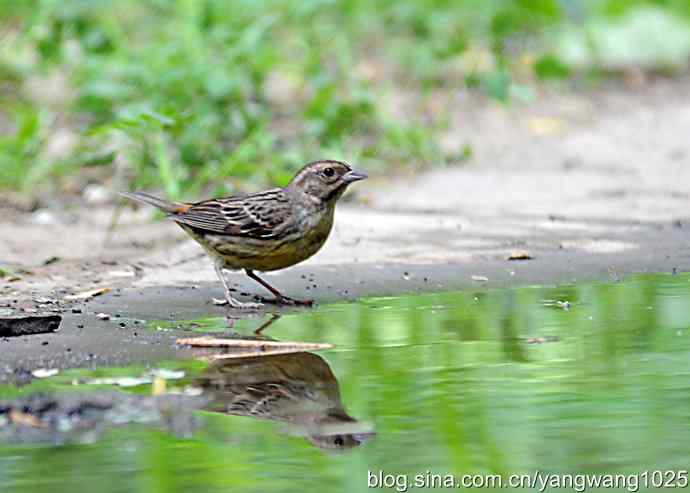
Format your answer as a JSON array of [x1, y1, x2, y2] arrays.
[[245, 269, 314, 306], [213, 261, 263, 309], [254, 313, 282, 335]]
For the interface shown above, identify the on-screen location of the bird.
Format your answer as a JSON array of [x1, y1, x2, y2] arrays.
[[121, 159, 367, 309], [197, 351, 375, 450]]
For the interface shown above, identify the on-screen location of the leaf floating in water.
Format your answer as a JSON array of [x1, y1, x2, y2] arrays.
[[64, 287, 111, 301]]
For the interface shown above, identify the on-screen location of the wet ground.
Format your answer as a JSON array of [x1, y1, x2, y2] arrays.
[[0, 248, 684, 379], [1, 272, 689, 491]]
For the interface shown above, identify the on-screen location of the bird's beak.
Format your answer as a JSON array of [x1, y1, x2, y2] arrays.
[[343, 169, 368, 183]]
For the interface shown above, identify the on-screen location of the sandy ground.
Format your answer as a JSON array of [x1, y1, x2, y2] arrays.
[[1, 77, 690, 378], [3, 77, 690, 290]]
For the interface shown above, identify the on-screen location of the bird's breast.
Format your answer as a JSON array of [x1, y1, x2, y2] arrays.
[[188, 205, 336, 272]]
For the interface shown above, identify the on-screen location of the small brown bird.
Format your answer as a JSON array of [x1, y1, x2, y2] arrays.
[[121, 160, 367, 308], [197, 351, 375, 450]]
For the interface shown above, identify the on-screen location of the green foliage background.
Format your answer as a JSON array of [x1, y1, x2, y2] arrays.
[[1, 0, 690, 196]]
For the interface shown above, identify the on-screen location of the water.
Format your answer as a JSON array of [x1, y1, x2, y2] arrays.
[[1, 273, 690, 492]]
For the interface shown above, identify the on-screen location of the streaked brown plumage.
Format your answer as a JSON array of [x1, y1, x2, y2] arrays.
[[121, 159, 367, 308], [196, 351, 375, 450]]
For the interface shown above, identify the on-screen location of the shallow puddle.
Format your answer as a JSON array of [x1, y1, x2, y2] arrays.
[[1, 273, 690, 491]]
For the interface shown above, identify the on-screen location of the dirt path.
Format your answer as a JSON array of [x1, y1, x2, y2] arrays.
[[3, 77, 689, 296]]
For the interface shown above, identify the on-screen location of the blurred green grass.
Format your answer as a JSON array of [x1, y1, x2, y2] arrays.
[[1, 0, 690, 197]]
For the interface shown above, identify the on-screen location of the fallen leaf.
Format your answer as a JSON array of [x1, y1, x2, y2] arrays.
[[64, 287, 111, 301], [507, 250, 533, 261]]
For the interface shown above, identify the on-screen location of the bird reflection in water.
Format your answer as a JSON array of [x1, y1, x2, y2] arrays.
[[196, 346, 374, 450]]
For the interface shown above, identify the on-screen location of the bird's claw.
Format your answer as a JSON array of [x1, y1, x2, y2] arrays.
[[212, 297, 263, 310]]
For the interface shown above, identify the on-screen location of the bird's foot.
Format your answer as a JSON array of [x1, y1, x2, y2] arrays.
[[212, 297, 263, 310], [257, 295, 314, 306]]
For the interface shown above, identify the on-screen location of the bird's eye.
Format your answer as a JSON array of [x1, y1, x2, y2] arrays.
[[323, 167, 335, 178]]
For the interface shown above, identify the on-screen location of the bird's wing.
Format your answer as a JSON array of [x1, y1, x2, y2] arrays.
[[171, 188, 293, 239]]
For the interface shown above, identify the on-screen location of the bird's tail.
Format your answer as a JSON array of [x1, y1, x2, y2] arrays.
[[119, 191, 189, 214]]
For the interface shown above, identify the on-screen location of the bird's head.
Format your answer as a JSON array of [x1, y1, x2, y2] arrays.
[[286, 160, 367, 204]]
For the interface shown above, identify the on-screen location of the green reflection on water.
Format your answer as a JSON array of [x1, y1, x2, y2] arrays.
[[2, 273, 690, 492]]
